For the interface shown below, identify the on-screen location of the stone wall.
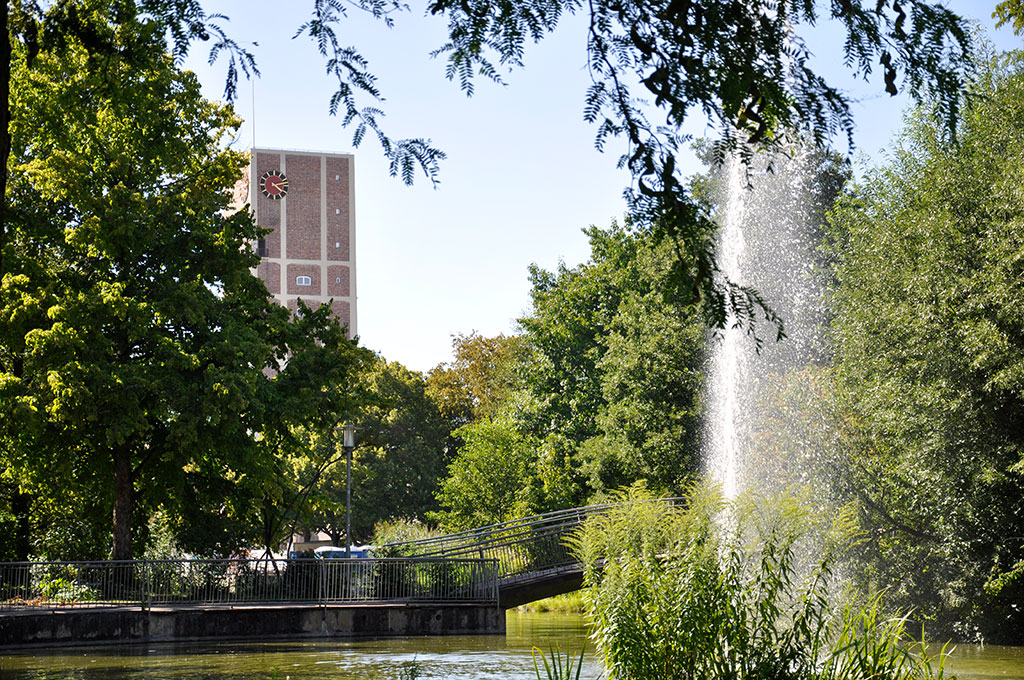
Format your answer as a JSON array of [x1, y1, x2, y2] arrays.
[[0, 603, 505, 648]]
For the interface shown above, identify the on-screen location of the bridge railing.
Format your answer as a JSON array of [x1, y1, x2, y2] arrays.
[[0, 557, 499, 611], [382, 498, 686, 581]]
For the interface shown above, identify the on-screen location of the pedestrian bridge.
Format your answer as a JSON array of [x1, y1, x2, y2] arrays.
[[0, 499, 682, 615], [380, 506, 594, 609], [381, 499, 682, 608], [0, 499, 683, 645]]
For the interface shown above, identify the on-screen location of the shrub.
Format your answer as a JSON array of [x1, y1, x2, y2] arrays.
[[370, 518, 443, 557], [571, 483, 950, 680]]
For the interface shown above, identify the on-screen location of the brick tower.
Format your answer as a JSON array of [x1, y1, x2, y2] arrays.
[[246, 148, 357, 337]]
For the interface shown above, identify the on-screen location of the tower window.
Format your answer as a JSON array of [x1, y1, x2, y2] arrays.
[[256, 239, 268, 257], [296, 275, 312, 287]]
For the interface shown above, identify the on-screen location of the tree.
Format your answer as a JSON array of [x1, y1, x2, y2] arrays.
[[995, 0, 1024, 34], [432, 416, 536, 530], [2, 1, 975, 336], [0, 7, 364, 559], [384, 0, 971, 331], [520, 225, 649, 448], [590, 281, 706, 492], [430, 221, 708, 530], [426, 332, 526, 428], [301, 358, 451, 545], [824, 52, 1024, 640], [519, 221, 707, 498]]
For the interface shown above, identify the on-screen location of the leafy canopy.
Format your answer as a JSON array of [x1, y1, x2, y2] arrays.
[[408, 0, 971, 331], [5, 0, 975, 334], [1, 3, 367, 559], [823, 51, 1024, 640]]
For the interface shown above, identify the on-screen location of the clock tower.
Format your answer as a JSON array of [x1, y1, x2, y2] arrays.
[[247, 147, 357, 337]]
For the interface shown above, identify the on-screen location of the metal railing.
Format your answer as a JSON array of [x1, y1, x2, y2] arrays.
[[0, 499, 683, 612], [382, 498, 686, 582], [0, 557, 498, 612]]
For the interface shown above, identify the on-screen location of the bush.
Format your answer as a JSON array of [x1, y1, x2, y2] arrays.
[[571, 483, 950, 680], [29, 565, 103, 603], [370, 518, 443, 557], [41, 577, 101, 602]]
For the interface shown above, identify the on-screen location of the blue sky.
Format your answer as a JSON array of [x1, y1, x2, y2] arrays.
[[186, 2, 1019, 373]]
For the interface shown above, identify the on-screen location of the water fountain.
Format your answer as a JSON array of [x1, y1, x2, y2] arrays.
[[704, 143, 844, 496]]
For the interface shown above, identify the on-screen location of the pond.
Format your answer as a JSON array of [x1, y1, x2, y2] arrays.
[[1, 612, 1022, 679]]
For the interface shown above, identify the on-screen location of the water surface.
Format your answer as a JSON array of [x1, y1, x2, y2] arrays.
[[1, 612, 1021, 679]]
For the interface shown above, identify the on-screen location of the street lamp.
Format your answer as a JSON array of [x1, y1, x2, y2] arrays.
[[343, 423, 356, 559]]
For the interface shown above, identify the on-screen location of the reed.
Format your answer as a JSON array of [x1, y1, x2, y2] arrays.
[[569, 483, 951, 680], [533, 645, 586, 680]]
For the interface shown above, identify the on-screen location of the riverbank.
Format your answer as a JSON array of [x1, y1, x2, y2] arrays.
[[513, 591, 585, 614]]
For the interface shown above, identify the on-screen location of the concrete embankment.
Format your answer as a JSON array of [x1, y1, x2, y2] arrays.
[[0, 603, 505, 647]]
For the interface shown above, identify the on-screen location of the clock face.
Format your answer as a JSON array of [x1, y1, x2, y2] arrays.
[[259, 170, 288, 200]]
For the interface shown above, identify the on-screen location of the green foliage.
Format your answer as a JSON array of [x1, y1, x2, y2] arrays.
[[590, 285, 706, 491], [429, 221, 708, 530], [516, 591, 587, 613], [30, 505, 111, 561], [824, 52, 1024, 640], [432, 416, 537, 530], [142, 510, 187, 560], [394, 659, 425, 680], [0, 482, 22, 561], [426, 332, 527, 427], [37, 576, 100, 603], [519, 221, 706, 499], [994, 1, 1024, 35], [5, 0, 438, 189], [299, 1, 446, 186], [350, 359, 451, 538], [295, 358, 450, 545], [29, 564, 102, 603], [1, 0, 981, 342], [572, 485, 949, 680], [521, 223, 656, 447], [371, 518, 444, 555]]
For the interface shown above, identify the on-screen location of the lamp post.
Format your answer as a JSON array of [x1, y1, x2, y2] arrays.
[[343, 423, 355, 559]]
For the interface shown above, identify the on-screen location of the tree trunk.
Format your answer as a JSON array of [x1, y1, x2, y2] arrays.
[[8, 356, 31, 561], [111, 446, 134, 560], [1, 0, 12, 279], [11, 487, 30, 561], [262, 495, 274, 554]]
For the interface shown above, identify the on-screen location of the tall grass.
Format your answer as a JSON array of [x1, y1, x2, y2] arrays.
[[533, 645, 586, 680], [570, 483, 951, 680]]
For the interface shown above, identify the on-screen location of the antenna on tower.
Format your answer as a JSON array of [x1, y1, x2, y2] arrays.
[[251, 76, 257, 150]]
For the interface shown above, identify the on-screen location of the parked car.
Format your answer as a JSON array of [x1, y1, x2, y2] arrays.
[[313, 545, 376, 559]]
